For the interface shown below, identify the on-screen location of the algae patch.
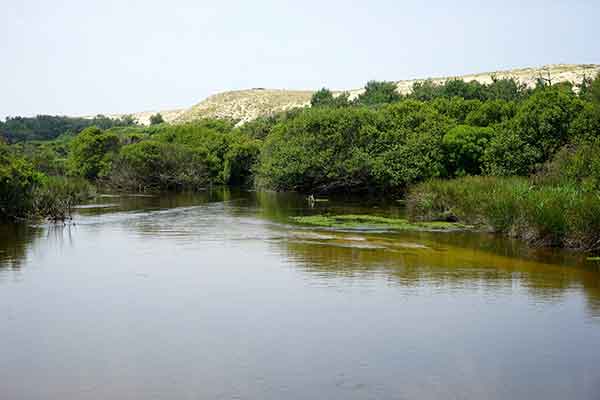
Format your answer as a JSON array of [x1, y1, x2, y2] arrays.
[[291, 214, 471, 231]]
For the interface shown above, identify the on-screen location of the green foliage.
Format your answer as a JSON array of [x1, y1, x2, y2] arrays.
[[577, 72, 600, 105], [465, 100, 517, 127], [111, 141, 210, 191], [485, 76, 531, 101], [483, 127, 540, 176], [431, 97, 482, 123], [568, 102, 600, 141], [256, 101, 453, 193], [0, 141, 91, 220], [149, 113, 165, 125], [0, 114, 135, 143], [238, 109, 302, 140], [32, 177, 94, 221], [106, 119, 257, 190], [373, 129, 447, 189], [0, 142, 44, 218], [68, 127, 119, 180], [223, 136, 261, 185], [256, 107, 384, 192], [442, 125, 494, 176], [535, 138, 600, 192], [483, 87, 583, 175], [408, 176, 600, 251], [356, 81, 401, 106], [311, 88, 351, 108], [511, 86, 582, 157], [410, 76, 529, 102]]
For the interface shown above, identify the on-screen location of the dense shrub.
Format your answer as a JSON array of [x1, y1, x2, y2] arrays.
[[68, 127, 119, 180], [256, 107, 383, 192], [1, 141, 93, 220], [311, 88, 350, 108], [356, 81, 401, 106], [410, 76, 529, 102], [431, 98, 482, 123], [510, 86, 582, 158], [149, 113, 164, 125], [223, 137, 261, 185], [0, 143, 44, 218], [535, 138, 600, 191], [256, 102, 454, 193], [442, 125, 494, 176], [465, 100, 517, 127], [110, 141, 211, 191]]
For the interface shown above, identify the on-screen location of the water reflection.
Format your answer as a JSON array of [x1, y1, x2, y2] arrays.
[[1, 190, 600, 400], [0, 223, 42, 269], [2, 190, 599, 316]]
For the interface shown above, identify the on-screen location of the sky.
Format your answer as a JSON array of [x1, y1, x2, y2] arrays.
[[1, 0, 598, 119]]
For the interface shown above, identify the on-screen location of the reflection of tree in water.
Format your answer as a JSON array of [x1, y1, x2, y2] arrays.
[[274, 233, 600, 317], [0, 223, 42, 269]]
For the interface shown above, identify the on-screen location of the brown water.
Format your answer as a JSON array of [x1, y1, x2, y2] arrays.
[[1, 190, 599, 400]]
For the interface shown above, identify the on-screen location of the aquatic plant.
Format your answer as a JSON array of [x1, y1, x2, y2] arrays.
[[291, 214, 470, 231]]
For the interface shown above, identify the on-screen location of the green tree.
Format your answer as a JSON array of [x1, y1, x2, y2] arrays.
[[483, 127, 541, 176], [0, 141, 45, 218], [511, 86, 582, 160], [465, 100, 517, 127], [356, 81, 401, 106], [311, 88, 350, 108], [113, 141, 209, 190], [150, 113, 165, 125], [442, 125, 494, 176], [68, 127, 119, 180]]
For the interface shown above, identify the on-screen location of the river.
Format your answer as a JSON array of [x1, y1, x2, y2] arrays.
[[1, 190, 599, 400]]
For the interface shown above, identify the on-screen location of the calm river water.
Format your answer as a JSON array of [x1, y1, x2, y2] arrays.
[[1, 190, 599, 400]]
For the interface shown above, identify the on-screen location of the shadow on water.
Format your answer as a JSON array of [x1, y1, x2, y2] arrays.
[[0, 223, 42, 269]]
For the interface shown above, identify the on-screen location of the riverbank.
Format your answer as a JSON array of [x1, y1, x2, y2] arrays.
[[407, 176, 600, 252]]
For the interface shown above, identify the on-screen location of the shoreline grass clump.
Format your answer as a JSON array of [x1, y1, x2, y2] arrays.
[[407, 176, 600, 251], [291, 214, 471, 231]]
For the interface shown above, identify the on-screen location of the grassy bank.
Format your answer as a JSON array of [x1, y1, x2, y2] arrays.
[[407, 176, 600, 251]]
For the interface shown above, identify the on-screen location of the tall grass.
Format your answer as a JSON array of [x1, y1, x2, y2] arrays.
[[408, 176, 600, 251]]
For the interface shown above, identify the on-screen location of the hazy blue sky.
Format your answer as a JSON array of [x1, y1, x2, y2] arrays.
[[1, 0, 598, 119]]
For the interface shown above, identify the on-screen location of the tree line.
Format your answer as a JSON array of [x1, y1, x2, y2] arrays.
[[1, 73, 599, 229]]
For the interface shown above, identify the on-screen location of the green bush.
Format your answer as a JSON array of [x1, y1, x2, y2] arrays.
[[535, 138, 600, 191], [111, 141, 211, 191], [356, 81, 401, 106], [68, 126, 119, 180], [483, 127, 542, 176], [223, 137, 261, 185], [431, 98, 481, 123], [442, 125, 494, 176], [465, 100, 517, 127], [0, 143, 44, 218], [311, 88, 350, 108]]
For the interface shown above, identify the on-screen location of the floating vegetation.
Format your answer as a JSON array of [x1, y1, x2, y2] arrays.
[[291, 214, 471, 231]]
